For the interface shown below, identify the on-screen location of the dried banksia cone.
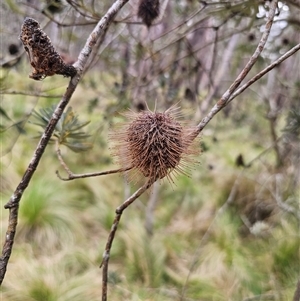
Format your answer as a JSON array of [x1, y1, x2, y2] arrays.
[[19, 17, 77, 80], [110, 106, 200, 183], [137, 0, 160, 27]]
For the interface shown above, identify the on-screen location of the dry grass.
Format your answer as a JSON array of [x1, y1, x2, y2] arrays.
[[1, 71, 298, 300]]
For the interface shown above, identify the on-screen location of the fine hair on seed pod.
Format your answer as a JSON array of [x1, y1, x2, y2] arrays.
[[109, 104, 200, 184]]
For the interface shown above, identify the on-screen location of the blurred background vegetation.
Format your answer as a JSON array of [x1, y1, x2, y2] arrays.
[[0, 0, 299, 300]]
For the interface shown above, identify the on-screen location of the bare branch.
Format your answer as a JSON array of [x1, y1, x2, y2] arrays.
[[228, 42, 300, 102], [143, 21, 264, 90], [74, 0, 129, 73], [100, 178, 155, 301], [196, 0, 279, 134], [200, 33, 240, 113], [56, 168, 132, 180], [155, 1, 206, 40], [55, 142, 132, 180], [0, 0, 130, 286], [42, 10, 98, 27]]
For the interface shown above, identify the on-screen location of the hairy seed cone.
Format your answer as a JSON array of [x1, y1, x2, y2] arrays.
[[137, 0, 160, 27], [110, 108, 200, 183]]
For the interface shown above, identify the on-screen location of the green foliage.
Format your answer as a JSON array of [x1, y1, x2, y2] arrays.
[[17, 178, 83, 251], [28, 280, 56, 301], [2, 56, 299, 301], [1, 250, 99, 301], [2, 83, 298, 300], [30, 106, 93, 152], [119, 220, 167, 288], [184, 279, 224, 301], [272, 223, 300, 283]]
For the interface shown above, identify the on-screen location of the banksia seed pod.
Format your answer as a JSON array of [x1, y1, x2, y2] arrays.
[[19, 17, 77, 80], [110, 106, 200, 183], [137, 0, 160, 27]]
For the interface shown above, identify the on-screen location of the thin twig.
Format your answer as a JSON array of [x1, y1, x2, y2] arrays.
[[196, 41, 300, 131], [200, 33, 240, 113], [56, 168, 133, 180], [228, 42, 300, 103], [180, 135, 295, 299], [66, 0, 100, 20], [143, 22, 264, 90], [154, 1, 207, 40], [196, 0, 279, 134], [55, 141, 73, 176], [42, 10, 99, 27], [1, 90, 62, 98], [0, 0, 130, 286], [100, 178, 155, 301], [55, 142, 132, 180], [148, 19, 262, 65], [56, 168, 132, 180], [181, 2, 289, 284]]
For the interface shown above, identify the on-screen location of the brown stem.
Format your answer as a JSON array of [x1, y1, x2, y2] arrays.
[[196, 42, 300, 135], [196, 0, 279, 134], [55, 142, 132, 180], [100, 178, 155, 301], [56, 167, 132, 181], [55, 141, 73, 176], [181, 2, 283, 286], [228, 42, 300, 103], [0, 0, 130, 286], [1, 74, 79, 284]]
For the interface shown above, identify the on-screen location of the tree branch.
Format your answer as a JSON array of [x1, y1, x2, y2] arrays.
[[55, 141, 132, 180], [0, 0, 129, 286], [196, 0, 279, 134], [228, 42, 300, 102], [100, 178, 155, 301]]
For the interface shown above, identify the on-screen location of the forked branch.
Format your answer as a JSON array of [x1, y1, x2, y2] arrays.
[[196, 0, 280, 134]]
